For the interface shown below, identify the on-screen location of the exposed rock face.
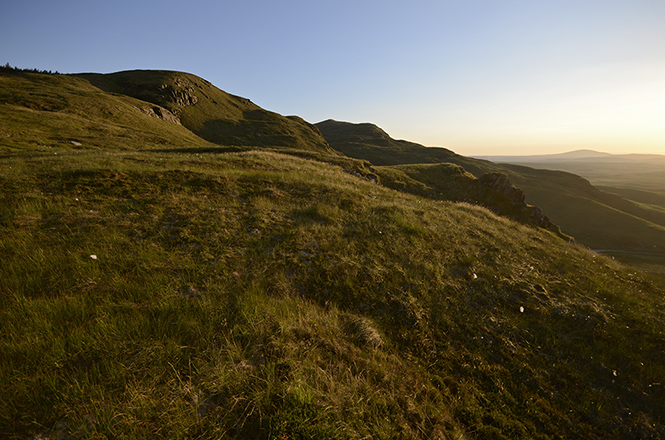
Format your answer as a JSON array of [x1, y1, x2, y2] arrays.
[[529, 205, 558, 231], [479, 173, 525, 205], [137, 105, 181, 124], [478, 172, 561, 233], [158, 83, 198, 109]]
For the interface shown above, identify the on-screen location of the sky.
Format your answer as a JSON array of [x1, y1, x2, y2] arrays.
[[2, 0, 664, 156]]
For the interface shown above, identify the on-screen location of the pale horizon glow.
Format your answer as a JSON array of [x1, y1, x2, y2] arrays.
[[1, 0, 663, 156]]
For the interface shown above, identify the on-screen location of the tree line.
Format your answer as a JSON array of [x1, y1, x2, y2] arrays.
[[2, 63, 61, 75]]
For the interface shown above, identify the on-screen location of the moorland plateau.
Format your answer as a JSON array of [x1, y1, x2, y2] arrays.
[[1, 67, 664, 439]]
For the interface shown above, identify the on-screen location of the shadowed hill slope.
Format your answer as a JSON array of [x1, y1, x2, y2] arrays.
[[499, 163, 665, 252], [316, 119, 665, 254], [78, 70, 333, 153], [1, 68, 332, 154]]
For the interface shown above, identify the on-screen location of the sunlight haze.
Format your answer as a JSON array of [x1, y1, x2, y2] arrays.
[[2, 0, 663, 156]]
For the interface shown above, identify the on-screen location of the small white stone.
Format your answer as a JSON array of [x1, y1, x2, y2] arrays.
[[520, 306, 525, 313], [90, 254, 97, 260]]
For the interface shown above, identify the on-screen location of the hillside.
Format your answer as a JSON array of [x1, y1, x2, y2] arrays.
[[0, 70, 214, 151], [316, 120, 665, 258], [78, 70, 333, 153], [0, 68, 332, 154], [316, 119, 485, 171], [373, 163, 562, 234], [1, 68, 665, 439]]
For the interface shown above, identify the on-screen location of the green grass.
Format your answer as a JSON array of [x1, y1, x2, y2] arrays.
[[1, 148, 664, 439], [78, 70, 334, 153], [0, 70, 213, 152], [1, 69, 664, 439]]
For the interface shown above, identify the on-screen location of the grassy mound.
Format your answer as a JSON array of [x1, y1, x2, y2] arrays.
[[316, 119, 461, 166]]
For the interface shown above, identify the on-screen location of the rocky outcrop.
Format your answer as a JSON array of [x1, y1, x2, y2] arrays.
[[158, 82, 198, 110], [478, 172, 562, 233], [479, 173, 525, 205], [528, 205, 559, 232], [137, 105, 181, 124]]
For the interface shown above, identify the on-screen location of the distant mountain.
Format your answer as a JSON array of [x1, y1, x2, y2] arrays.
[[475, 150, 665, 192], [476, 149, 613, 162]]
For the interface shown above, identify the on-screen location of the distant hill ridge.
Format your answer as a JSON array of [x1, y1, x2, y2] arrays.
[[316, 119, 461, 165], [477, 149, 613, 162], [478, 149, 665, 163], [2, 67, 664, 254], [476, 148, 665, 195]]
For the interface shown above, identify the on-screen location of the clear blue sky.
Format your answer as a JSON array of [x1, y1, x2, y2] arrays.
[[2, 0, 664, 155]]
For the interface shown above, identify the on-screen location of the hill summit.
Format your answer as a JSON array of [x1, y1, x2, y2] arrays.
[[78, 70, 333, 153]]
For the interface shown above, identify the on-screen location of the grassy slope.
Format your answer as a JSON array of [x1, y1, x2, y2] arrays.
[[373, 163, 565, 236], [375, 163, 482, 201], [78, 70, 334, 154], [0, 70, 213, 152], [316, 120, 665, 255], [1, 70, 664, 439], [2, 149, 664, 440], [597, 186, 665, 223]]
